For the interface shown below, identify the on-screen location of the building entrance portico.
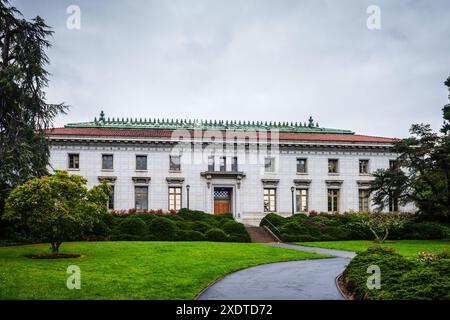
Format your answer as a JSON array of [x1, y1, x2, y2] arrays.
[[214, 187, 233, 214]]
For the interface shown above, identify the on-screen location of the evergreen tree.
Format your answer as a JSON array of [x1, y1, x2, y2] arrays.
[[0, 0, 67, 210], [371, 77, 450, 220]]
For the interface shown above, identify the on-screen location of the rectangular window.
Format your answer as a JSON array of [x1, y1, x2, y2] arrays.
[[263, 188, 277, 212], [102, 154, 114, 170], [68, 154, 79, 169], [297, 158, 307, 173], [264, 157, 275, 172], [359, 189, 370, 212], [168, 187, 182, 211], [208, 156, 215, 171], [296, 189, 308, 212], [327, 189, 340, 212], [108, 185, 115, 210], [389, 160, 398, 169], [135, 186, 148, 211], [328, 159, 339, 174], [220, 157, 226, 172], [359, 160, 369, 174], [389, 196, 399, 212], [231, 157, 238, 172], [169, 155, 181, 172], [136, 155, 147, 171]]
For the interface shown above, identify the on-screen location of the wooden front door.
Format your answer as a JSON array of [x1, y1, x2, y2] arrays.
[[214, 200, 230, 215]]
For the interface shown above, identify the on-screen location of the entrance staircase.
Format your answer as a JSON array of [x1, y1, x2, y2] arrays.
[[245, 226, 280, 243]]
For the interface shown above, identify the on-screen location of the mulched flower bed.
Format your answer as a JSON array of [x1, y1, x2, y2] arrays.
[[25, 253, 81, 259]]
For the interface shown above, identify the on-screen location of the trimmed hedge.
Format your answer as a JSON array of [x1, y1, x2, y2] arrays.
[[90, 209, 250, 242], [261, 212, 449, 242], [343, 247, 450, 300], [205, 228, 229, 242], [112, 217, 148, 241], [147, 217, 178, 241]]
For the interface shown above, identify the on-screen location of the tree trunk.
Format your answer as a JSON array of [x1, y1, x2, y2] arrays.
[[51, 242, 61, 255], [381, 228, 389, 243], [369, 227, 381, 243]]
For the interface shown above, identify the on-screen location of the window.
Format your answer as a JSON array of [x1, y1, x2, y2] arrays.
[[327, 189, 340, 212], [359, 160, 369, 174], [264, 157, 275, 172], [68, 154, 79, 169], [297, 158, 307, 173], [389, 195, 399, 212], [208, 156, 215, 171], [136, 155, 147, 171], [102, 154, 114, 170], [108, 185, 115, 210], [263, 188, 277, 212], [169, 155, 181, 172], [168, 187, 182, 211], [359, 189, 370, 212], [220, 157, 226, 172], [296, 189, 308, 212], [328, 159, 339, 174], [135, 186, 148, 211], [389, 160, 399, 169], [231, 157, 238, 171]]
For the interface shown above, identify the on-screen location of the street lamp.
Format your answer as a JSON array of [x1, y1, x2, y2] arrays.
[[186, 184, 190, 210], [290, 186, 295, 216]]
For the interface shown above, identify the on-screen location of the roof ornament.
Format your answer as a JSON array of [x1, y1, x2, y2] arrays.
[[308, 116, 314, 127], [99, 110, 105, 123]]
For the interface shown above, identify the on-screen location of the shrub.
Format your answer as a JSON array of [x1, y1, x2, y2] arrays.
[[228, 233, 251, 242], [343, 247, 450, 300], [222, 221, 246, 235], [191, 221, 211, 233], [115, 218, 148, 240], [147, 217, 178, 241], [177, 230, 205, 241], [260, 213, 285, 228], [205, 228, 229, 242], [392, 221, 447, 240], [110, 234, 143, 241]]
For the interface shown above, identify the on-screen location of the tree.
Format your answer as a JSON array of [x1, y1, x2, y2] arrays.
[[370, 77, 450, 221], [370, 166, 410, 212], [0, 0, 67, 211], [357, 212, 407, 243], [2, 171, 111, 255]]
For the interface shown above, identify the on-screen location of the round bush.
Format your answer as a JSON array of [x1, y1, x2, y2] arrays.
[[177, 230, 206, 241], [116, 218, 147, 239], [222, 221, 246, 235], [110, 234, 143, 241], [148, 217, 178, 241], [191, 221, 211, 233], [205, 228, 229, 242], [228, 233, 251, 242]]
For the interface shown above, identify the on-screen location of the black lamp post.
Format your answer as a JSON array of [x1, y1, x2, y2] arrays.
[[186, 184, 190, 210], [290, 186, 295, 216]]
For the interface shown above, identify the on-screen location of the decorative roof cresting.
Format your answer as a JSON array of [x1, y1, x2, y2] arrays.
[[65, 111, 355, 135]]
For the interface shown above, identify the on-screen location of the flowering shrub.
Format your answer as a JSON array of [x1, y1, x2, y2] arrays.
[[417, 249, 450, 263]]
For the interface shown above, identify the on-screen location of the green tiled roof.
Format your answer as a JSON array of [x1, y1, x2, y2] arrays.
[[64, 111, 355, 135]]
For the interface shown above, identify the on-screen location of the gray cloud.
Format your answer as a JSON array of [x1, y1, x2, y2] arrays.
[[13, 0, 450, 137]]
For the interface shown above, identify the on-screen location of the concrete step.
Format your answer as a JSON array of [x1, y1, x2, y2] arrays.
[[245, 226, 280, 243]]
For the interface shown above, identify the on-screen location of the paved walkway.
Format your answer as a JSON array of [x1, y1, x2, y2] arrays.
[[196, 243, 355, 300]]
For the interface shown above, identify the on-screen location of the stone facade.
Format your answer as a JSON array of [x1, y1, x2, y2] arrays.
[[48, 114, 415, 225]]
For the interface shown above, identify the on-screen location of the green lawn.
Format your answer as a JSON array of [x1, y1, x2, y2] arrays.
[[0, 241, 327, 300], [295, 240, 450, 257]]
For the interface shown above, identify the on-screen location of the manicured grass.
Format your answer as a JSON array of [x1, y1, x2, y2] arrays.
[[295, 240, 450, 257], [0, 241, 327, 300]]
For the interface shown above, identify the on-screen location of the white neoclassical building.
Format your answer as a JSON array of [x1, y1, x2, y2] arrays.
[[48, 112, 412, 225]]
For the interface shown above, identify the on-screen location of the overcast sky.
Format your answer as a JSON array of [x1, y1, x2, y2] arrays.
[[12, 0, 450, 137]]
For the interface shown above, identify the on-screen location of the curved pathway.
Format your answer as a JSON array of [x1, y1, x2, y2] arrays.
[[196, 243, 355, 300]]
